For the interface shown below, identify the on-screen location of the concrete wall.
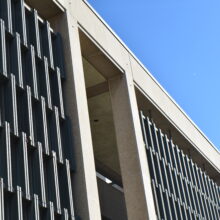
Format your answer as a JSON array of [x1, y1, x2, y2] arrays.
[[97, 178, 127, 220], [27, 0, 220, 219]]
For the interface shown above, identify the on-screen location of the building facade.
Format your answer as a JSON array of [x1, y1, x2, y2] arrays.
[[0, 0, 219, 219]]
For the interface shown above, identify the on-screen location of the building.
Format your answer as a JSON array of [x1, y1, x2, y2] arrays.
[[0, 0, 219, 219]]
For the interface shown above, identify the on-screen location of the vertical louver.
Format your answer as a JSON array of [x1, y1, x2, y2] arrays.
[[0, 1, 76, 219], [140, 112, 220, 220]]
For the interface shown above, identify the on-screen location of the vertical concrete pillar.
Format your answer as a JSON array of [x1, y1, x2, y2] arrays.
[[109, 61, 157, 220], [50, 12, 102, 220]]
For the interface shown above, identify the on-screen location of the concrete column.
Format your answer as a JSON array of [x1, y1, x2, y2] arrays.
[[50, 12, 102, 220], [109, 63, 157, 220]]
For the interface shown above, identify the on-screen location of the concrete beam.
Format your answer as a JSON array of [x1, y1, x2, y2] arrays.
[[86, 81, 109, 98]]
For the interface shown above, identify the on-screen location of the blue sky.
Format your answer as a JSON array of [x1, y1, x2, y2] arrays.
[[88, 0, 220, 150]]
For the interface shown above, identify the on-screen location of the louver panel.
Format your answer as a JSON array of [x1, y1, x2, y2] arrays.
[[0, 1, 77, 219], [140, 111, 220, 220]]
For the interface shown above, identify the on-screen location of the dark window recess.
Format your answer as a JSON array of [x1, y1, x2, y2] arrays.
[[102, 216, 112, 220]]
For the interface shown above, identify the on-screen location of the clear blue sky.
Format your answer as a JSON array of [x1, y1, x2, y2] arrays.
[[88, 0, 220, 150]]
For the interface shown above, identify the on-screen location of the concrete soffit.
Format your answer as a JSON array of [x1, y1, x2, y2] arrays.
[[78, 24, 125, 78]]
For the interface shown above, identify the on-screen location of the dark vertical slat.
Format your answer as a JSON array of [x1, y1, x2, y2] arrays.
[[205, 198, 213, 219], [154, 152, 164, 190], [37, 142, 47, 207], [33, 194, 40, 220], [170, 194, 178, 220], [151, 122, 161, 157], [198, 168, 206, 198], [62, 208, 69, 220], [5, 122, 13, 192], [49, 201, 55, 220], [146, 117, 154, 150], [155, 183, 166, 220], [139, 112, 149, 149], [210, 179, 217, 205], [31, 9, 41, 58], [180, 153, 188, 180], [52, 151, 61, 214], [163, 189, 172, 220], [0, 0, 13, 34], [41, 97, 50, 155], [214, 203, 220, 219], [41, 21, 54, 70], [181, 204, 187, 220], [52, 33, 65, 78], [146, 148, 158, 185], [211, 180, 218, 205], [20, 132, 30, 200], [198, 190, 206, 219], [179, 150, 187, 179], [166, 163, 175, 195], [61, 118, 75, 170], [210, 201, 216, 220], [27, 86, 35, 146], [183, 177, 192, 208], [156, 153, 165, 190], [160, 158, 170, 194], [210, 200, 217, 220], [193, 186, 201, 216], [205, 175, 213, 202], [175, 145, 183, 175], [188, 182, 196, 212], [42, 57, 52, 109], [29, 45, 39, 99], [13, 0, 27, 46], [202, 172, 209, 199], [12, 33, 24, 88], [11, 74, 19, 136], [177, 173, 186, 205], [45, 57, 52, 109], [185, 155, 193, 183], [218, 185, 220, 200], [193, 164, 201, 192], [163, 134, 172, 166], [16, 186, 23, 220], [175, 199, 183, 220], [157, 129, 167, 163], [201, 194, 209, 220], [0, 86, 3, 127], [0, 178, 4, 220], [54, 107, 63, 163], [151, 180, 161, 220], [5, 74, 19, 136], [196, 190, 204, 217], [187, 207, 193, 220], [65, 159, 75, 219], [189, 160, 196, 188], [169, 139, 178, 170], [0, 19, 7, 79], [55, 67, 65, 119], [172, 169, 181, 201]]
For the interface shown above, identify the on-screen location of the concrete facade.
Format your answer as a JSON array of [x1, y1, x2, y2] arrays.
[[0, 0, 219, 219], [29, 0, 220, 219]]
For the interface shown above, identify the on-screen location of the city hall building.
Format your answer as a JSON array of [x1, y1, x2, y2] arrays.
[[0, 0, 219, 219]]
